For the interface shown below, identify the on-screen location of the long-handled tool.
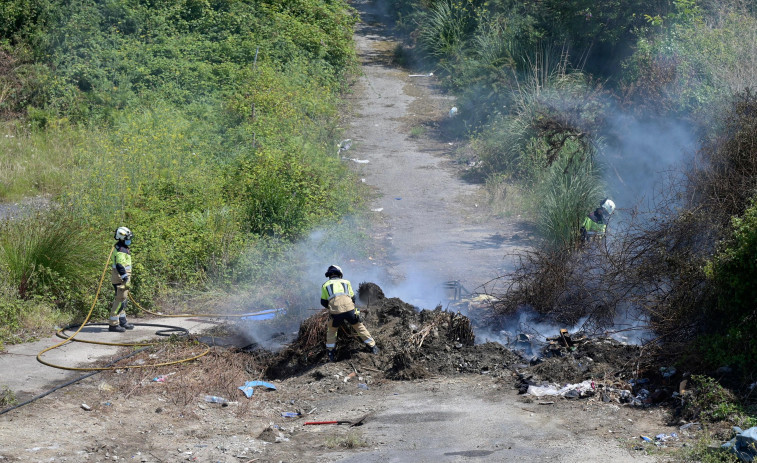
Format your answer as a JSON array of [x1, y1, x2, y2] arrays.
[[304, 412, 372, 427]]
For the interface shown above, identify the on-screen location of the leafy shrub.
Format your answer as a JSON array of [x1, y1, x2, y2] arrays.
[[700, 198, 757, 373], [622, 7, 757, 119], [530, 0, 672, 77], [682, 376, 756, 427], [0, 0, 54, 45]]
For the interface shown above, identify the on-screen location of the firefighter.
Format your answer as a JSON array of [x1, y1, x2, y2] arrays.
[[109, 226, 135, 332], [321, 265, 379, 362], [580, 198, 615, 243]]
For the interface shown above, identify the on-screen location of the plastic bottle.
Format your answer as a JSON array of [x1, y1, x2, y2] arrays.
[[204, 395, 228, 404]]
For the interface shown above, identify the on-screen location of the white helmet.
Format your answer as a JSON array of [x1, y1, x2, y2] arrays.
[[601, 199, 616, 216], [114, 226, 133, 242]]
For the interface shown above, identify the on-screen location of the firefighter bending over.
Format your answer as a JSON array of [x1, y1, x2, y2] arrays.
[[580, 198, 615, 243], [321, 265, 379, 362]]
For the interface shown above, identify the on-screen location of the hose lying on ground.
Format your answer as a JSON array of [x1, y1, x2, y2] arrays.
[[15, 245, 281, 414], [36, 247, 211, 372], [0, 346, 149, 416]]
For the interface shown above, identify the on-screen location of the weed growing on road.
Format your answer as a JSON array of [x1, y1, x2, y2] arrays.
[[325, 431, 368, 449], [409, 126, 427, 138], [0, 385, 16, 407]]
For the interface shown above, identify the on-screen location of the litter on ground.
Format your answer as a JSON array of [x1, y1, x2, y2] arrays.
[[239, 381, 277, 398], [526, 380, 595, 398]]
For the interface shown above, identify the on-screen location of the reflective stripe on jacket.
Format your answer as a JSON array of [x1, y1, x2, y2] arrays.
[[321, 278, 355, 314]]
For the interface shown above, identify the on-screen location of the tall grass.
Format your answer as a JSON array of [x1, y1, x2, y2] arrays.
[[0, 209, 101, 302], [417, 0, 471, 59], [0, 122, 83, 200], [473, 50, 605, 179], [534, 148, 604, 249]]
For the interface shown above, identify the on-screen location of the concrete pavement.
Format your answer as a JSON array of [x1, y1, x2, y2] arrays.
[[0, 316, 221, 402]]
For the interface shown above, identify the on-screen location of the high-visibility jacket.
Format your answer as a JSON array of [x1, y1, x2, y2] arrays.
[[321, 278, 356, 314], [111, 243, 132, 284], [581, 215, 606, 235]]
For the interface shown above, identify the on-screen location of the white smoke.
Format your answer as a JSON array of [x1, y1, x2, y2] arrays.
[[603, 110, 698, 212]]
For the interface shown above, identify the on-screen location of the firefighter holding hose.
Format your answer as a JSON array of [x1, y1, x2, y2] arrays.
[[109, 226, 136, 333], [321, 265, 379, 362]]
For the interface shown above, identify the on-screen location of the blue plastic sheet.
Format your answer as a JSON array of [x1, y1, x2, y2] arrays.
[[239, 380, 277, 398], [240, 308, 285, 321]]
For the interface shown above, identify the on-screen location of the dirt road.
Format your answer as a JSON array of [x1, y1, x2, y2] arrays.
[[343, 3, 529, 306]]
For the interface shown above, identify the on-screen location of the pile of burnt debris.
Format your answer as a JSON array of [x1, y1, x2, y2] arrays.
[[508, 329, 688, 407], [262, 283, 687, 409], [265, 282, 520, 380]]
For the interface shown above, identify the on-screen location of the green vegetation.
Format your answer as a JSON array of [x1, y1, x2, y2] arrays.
[[701, 199, 757, 373], [0, 209, 100, 305], [623, 8, 757, 119], [0, 0, 362, 343], [683, 376, 757, 428], [0, 385, 16, 407], [0, 0, 754, 430], [324, 431, 368, 449], [681, 434, 741, 463], [469, 54, 606, 248]]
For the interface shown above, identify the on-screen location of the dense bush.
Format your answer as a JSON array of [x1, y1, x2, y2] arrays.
[[701, 199, 757, 373], [528, 0, 673, 76], [622, 6, 757, 118]]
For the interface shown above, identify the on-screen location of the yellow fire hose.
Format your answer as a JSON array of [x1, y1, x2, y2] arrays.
[[36, 247, 210, 371]]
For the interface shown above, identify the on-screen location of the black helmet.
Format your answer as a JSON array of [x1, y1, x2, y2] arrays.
[[325, 265, 343, 278]]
